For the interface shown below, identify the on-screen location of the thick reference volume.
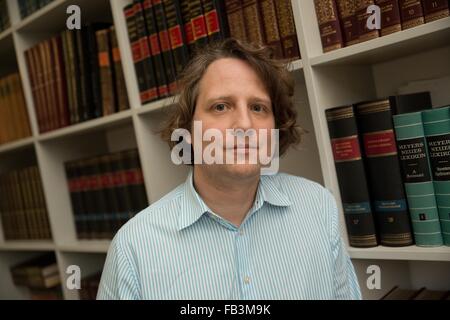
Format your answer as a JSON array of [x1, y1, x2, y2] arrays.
[[326, 106, 378, 247]]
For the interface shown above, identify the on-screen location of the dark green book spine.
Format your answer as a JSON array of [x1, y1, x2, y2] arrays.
[[356, 99, 414, 247], [326, 106, 378, 248], [393, 111, 444, 246], [423, 106, 450, 246]]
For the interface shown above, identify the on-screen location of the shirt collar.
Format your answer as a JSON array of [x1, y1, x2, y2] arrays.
[[178, 169, 292, 231]]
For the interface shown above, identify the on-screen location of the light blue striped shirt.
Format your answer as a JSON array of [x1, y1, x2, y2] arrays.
[[97, 170, 361, 300]]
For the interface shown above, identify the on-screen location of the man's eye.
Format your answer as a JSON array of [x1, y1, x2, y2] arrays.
[[213, 103, 227, 112], [251, 104, 264, 112]]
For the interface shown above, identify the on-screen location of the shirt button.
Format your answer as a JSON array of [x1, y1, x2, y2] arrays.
[[239, 230, 244, 236], [244, 276, 251, 284]]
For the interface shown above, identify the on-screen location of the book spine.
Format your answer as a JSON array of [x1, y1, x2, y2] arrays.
[[98, 154, 120, 238], [164, 0, 190, 76], [18, 169, 35, 239], [279, 0, 301, 60], [31, 166, 52, 239], [356, 99, 414, 246], [110, 152, 134, 230], [326, 106, 378, 247], [224, 0, 248, 42], [86, 25, 104, 119], [393, 112, 444, 246], [375, 0, 402, 36], [399, 0, 425, 29], [314, 0, 344, 52], [51, 36, 69, 128], [33, 44, 51, 132], [190, 0, 209, 52], [355, 0, 380, 42], [422, 0, 449, 22], [153, 0, 178, 94], [124, 4, 148, 104], [259, 0, 284, 59], [66, 161, 86, 239], [75, 30, 90, 121], [336, 0, 359, 46], [423, 106, 450, 246], [134, 1, 159, 103], [180, 0, 196, 54], [109, 26, 130, 112], [96, 29, 116, 116], [121, 149, 148, 214], [90, 156, 111, 239], [242, 0, 266, 46], [202, 0, 230, 43], [65, 30, 81, 124], [143, 0, 170, 98]]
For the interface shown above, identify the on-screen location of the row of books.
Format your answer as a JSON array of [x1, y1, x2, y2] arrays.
[[65, 148, 148, 240], [25, 24, 129, 134], [10, 253, 60, 290], [326, 92, 450, 248], [18, 0, 55, 19], [79, 272, 102, 300], [123, 0, 300, 105], [381, 286, 450, 300], [0, 0, 10, 32], [314, 0, 450, 53], [0, 165, 52, 240], [0, 73, 32, 146]]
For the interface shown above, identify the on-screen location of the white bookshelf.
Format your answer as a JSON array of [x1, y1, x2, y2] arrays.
[[0, 0, 448, 300]]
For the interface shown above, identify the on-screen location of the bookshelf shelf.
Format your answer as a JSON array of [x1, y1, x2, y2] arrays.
[[36, 109, 133, 143], [0, 240, 55, 252], [14, 0, 66, 33], [309, 17, 450, 66], [0, 137, 34, 155], [0, 0, 449, 300], [348, 246, 450, 262], [0, 27, 12, 43], [137, 96, 178, 116]]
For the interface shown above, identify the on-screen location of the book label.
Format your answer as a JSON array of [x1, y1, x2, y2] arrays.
[[331, 135, 362, 162], [397, 137, 431, 183], [363, 130, 398, 157], [427, 134, 450, 181]]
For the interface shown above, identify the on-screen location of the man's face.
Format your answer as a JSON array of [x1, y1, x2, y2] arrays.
[[192, 57, 276, 179]]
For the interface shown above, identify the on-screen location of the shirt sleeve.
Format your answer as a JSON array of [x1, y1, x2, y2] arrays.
[[97, 231, 141, 300], [325, 189, 363, 300]]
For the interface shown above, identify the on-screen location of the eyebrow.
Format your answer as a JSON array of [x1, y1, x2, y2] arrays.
[[205, 95, 271, 106]]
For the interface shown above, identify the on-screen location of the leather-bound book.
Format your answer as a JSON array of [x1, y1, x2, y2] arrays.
[[326, 105, 378, 247], [375, 0, 402, 36], [399, 0, 425, 29], [224, 0, 248, 42], [422, 0, 449, 22], [260, 0, 284, 59], [355, 0, 379, 42], [142, 0, 170, 98], [336, 0, 359, 46], [202, 0, 230, 44], [109, 26, 130, 112], [314, 0, 344, 52], [189, 0, 209, 53], [355, 99, 414, 247], [242, 0, 266, 47]]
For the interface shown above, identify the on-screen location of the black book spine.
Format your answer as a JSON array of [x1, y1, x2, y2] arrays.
[[143, 0, 170, 98], [326, 106, 378, 248], [99, 154, 120, 238], [153, 0, 178, 95], [190, 0, 209, 53], [124, 4, 148, 104], [180, 0, 195, 55], [134, 0, 159, 102], [121, 149, 149, 214], [164, 0, 190, 75], [75, 30, 90, 121], [65, 161, 86, 240], [356, 100, 414, 247], [202, 0, 230, 43], [87, 25, 104, 119]]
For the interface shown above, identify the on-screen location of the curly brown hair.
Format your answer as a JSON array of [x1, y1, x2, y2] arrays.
[[160, 38, 302, 156]]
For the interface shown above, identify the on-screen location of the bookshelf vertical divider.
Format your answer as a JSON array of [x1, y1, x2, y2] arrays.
[[0, 0, 449, 299]]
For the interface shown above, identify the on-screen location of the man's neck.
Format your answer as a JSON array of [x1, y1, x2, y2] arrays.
[[193, 167, 260, 227]]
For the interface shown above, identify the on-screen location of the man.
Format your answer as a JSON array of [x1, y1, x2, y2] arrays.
[[97, 39, 361, 300]]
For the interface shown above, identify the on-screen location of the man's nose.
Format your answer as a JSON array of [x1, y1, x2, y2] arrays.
[[232, 103, 253, 130]]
